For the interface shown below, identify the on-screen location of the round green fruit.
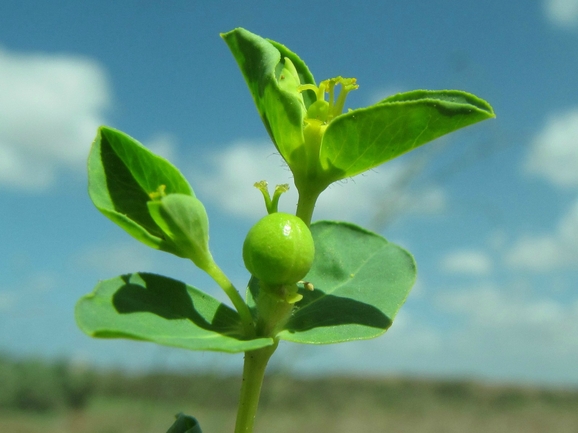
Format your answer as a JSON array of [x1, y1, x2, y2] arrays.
[[243, 213, 314, 286]]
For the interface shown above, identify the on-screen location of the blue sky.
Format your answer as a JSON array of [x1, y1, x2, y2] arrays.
[[1, 0, 577, 385]]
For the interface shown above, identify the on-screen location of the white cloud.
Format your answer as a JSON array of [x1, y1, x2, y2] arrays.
[[75, 242, 156, 275], [430, 284, 578, 383], [144, 133, 178, 162], [0, 46, 110, 191], [190, 140, 293, 218], [506, 197, 578, 271], [0, 271, 57, 314], [544, 0, 578, 28], [436, 285, 578, 366], [319, 173, 446, 224], [440, 249, 493, 275], [437, 285, 567, 329], [514, 109, 578, 271], [525, 109, 578, 187], [191, 140, 446, 225], [366, 84, 406, 105]]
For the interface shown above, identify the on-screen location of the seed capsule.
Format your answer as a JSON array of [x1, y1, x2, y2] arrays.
[[243, 213, 314, 286]]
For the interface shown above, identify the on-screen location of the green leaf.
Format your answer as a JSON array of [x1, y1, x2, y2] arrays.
[[320, 89, 495, 182], [221, 28, 312, 165], [75, 273, 273, 353], [278, 221, 416, 344], [266, 38, 316, 107], [88, 126, 194, 255], [166, 413, 202, 433]]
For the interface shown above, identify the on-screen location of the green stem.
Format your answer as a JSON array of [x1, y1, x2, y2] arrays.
[[295, 185, 322, 226], [204, 263, 255, 338], [234, 344, 277, 433], [255, 285, 295, 337]]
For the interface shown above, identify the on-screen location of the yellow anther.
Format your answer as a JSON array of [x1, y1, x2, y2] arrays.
[[299, 76, 359, 123]]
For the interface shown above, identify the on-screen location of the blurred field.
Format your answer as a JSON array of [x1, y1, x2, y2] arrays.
[[1, 354, 577, 433]]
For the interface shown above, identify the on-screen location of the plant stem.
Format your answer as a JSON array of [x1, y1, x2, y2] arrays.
[[234, 344, 277, 433], [204, 263, 255, 338], [295, 185, 322, 226]]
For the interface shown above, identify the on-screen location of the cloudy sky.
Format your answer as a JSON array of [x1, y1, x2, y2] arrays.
[[1, 0, 577, 385]]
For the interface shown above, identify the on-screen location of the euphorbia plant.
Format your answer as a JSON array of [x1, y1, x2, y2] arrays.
[[75, 28, 494, 433]]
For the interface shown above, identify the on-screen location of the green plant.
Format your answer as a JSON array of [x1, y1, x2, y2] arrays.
[[75, 27, 494, 433]]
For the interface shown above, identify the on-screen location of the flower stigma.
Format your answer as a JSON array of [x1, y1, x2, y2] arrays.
[[298, 76, 359, 123], [254, 180, 290, 214]]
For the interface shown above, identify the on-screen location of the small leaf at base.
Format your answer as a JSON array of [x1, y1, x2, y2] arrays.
[[166, 413, 202, 433]]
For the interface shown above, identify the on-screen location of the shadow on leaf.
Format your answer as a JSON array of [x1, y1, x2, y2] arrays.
[[99, 134, 162, 236], [112, 273, 241, 336], [284, 288, 391, 333]]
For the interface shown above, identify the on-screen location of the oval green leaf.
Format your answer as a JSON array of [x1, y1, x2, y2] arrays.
[[278, 221, 416, 344], [75, 273, 273, 353], [88, 126, 193, 254], [320, 89, 495, 182], [221, 28, 312, 164]]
